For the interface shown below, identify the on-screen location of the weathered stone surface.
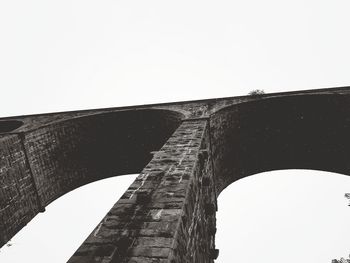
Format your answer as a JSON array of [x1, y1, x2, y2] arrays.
[[0, 134, 41, 245], [1, 86, 350, 261]]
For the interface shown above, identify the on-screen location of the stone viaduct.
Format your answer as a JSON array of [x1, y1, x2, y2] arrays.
[[1, 86, 350, 262]]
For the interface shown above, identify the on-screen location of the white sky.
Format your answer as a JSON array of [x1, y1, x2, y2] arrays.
[[1, 0, 350, 262]]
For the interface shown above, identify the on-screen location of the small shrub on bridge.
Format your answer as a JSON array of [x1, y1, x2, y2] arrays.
[[248, 89, 265, 97]]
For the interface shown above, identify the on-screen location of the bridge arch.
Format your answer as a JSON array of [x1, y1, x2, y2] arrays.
[[2, 90, 350, 261], [25, 108, 184, 206], [210, 94, 350, 194], [0, 108, 184, 246]]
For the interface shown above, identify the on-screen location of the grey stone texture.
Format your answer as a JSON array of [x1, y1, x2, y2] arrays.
[[1, 86, 350, 262]]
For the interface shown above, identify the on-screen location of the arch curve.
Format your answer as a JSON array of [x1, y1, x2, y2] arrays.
[[25, 108, 184, 206], [210, 94, 350, 194]]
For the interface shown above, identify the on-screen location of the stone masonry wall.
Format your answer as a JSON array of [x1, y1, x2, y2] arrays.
[[2, 87, 350, 261], [0, 134, 41, 247], [68, 119, 217, 263]]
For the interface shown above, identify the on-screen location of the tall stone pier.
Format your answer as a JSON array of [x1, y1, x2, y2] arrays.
[[1, 86, 350, 262]]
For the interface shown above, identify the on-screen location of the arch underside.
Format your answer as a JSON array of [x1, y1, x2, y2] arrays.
[[0, 109, 183, 247], [211, 94, 350, 194], [26, 109, 184, 206]]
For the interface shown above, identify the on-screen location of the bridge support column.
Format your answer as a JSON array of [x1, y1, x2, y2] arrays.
[[68, 119, 217, 263], [0, 134, 43, 247]]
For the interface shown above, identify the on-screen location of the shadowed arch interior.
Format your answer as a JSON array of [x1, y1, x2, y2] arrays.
[[25, 109, 184, 206], [211, 94, 350, 194]]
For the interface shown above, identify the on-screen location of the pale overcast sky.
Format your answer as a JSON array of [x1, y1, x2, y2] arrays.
[[1, 0, 350, 262]]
